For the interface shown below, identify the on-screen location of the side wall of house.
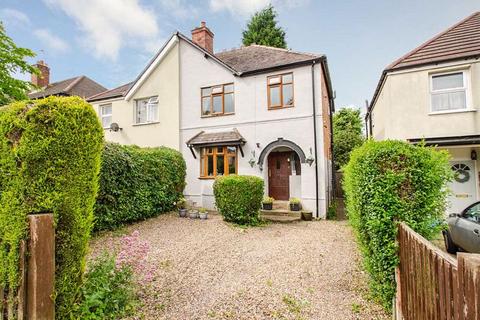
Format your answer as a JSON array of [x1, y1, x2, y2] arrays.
[[91, 43, 180, 149], [179, 40, 329, 217]]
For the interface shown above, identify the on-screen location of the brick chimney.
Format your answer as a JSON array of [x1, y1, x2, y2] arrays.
[[31, 60, 50, 88], [191, 21, 214, 53]]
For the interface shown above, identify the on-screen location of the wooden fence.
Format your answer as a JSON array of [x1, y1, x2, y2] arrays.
[[1, 213, 55, 320], [396, 223, 480, 320]]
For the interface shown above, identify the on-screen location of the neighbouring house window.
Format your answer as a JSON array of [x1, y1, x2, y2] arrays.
[[268, 73, 294, 109], [431, 71, 468, 112], [201, 83, 234, 116], [135, 96, 158, 124], [200, 146, 237, 178], [100, 104, 112, 128]]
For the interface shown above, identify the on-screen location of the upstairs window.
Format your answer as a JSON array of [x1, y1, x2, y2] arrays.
[[135, 96, 158, 124], [430, 71, 468, 112], [200, 146, 237, 178], [99, 104, 112, 128], [201, 83, 234, 116], [268, 73, 294, 109]]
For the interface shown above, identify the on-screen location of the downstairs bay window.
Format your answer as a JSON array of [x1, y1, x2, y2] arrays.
[[200, 146, 237, 178]]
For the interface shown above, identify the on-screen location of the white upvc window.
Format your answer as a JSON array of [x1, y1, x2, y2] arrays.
[[99, 104, 112, 128], [430, 71, 470, 113], [135, 96, 158, 124]]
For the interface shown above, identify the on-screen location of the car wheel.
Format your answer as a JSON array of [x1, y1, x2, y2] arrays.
[[443, 230, 458, 254]]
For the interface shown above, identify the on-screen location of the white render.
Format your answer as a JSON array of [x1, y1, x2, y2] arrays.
[[369, 59, 480, 214], [179, 39, 332, 218]]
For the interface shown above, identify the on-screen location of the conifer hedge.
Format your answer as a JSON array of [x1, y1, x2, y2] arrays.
[[343, 140, 451, 310], [0, 96, 104, 319], [94, 143, 186, 231]]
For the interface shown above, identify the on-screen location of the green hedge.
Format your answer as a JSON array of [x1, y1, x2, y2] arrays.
[[94, 143, 186, 231], [0, 96, 104, 319], [343, 140, 451, 309], [213, 175, 264, 225]]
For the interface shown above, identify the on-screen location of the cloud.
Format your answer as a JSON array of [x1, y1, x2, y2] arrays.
[[0, 8, 31, 26], [43, 0, 160, 60], [34, 29, 70, 53], [158, 0, 198, 19], [209, 0, 309, 16]]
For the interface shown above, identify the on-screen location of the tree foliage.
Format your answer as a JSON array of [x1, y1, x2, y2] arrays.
[[333, 107, 364, 169], [343, 140, 451, 309], [0, 23, 38, 105], [242, 5, 287, 49]]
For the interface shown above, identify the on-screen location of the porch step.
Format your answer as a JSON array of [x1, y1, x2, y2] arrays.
[[260, 209, 301, 223], [272, 200, 289, 210]]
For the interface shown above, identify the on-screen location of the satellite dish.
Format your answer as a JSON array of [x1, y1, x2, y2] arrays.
[[109, 122, 122, 132]]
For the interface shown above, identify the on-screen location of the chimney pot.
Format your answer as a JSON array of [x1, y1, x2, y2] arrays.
[[31, 60, 50, 88], [191, 21, 214, 54]]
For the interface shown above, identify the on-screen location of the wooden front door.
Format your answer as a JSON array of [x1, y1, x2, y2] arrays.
[[268, 152, 291, 200]]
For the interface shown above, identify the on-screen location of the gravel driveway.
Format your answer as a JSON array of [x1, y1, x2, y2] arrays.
[[90, 213, 388, 320]]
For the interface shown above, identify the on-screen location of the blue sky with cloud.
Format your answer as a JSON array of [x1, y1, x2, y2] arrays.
[[2, 0, 480, 110]]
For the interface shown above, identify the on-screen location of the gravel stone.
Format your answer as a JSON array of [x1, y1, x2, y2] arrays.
[[90, 213, 388, 320]]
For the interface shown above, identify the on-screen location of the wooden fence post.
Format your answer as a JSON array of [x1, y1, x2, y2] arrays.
[[27, 213, 55, 320], [457, 253, 480, 320]]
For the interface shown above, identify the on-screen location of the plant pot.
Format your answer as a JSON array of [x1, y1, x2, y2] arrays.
[[301, 211, 313, 221], [262, 203, 273, 210], [199, 212, 208, 220], [290, 203, 301, 211], [178, 208, 187, 218], [189, 210, 199, 219]]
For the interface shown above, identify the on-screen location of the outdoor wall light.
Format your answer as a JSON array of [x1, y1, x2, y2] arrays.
[[248, 151, 256, 168], [109, 122, 123, 132], [471, 150, 477, 161], [306, 147, 315, 166]]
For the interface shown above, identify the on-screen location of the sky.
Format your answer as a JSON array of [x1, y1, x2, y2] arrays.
[[2, 0, 480, 112]]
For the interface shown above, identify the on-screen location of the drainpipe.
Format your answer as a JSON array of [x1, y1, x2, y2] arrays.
[[311, 62, 320, 218]]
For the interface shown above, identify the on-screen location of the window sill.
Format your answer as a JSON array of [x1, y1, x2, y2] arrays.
[[132, 121, 160, 126], [268, 105, 295, 110], [201, 113, 235, 118], [199, 176, 215, 180], [428, 109, 476, 116]]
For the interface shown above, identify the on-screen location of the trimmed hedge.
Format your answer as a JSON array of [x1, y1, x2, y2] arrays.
[[213, 175, 264, 225], [343, 140, 451, 309], [94, 143, 186, 231], [0, 96, 104, 319]]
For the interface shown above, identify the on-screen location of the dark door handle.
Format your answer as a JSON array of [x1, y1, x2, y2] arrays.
[[474, 229, 480, 235]]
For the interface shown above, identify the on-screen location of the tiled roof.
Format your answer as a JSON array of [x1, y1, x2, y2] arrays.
[[87, 82, 133, 102], [186, 129, 246, 147], [215, 45, 323, 74], [389, 12, 480, 70], [29, 76, 106, 99]]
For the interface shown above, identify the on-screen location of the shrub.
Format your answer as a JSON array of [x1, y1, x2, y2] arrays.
[[95, 143, 186, 231], [262, 196, 274, 204], [74, 254, 136, 319], [343, 140, 451, 309], [213, 175, 264, 225], [0, 96, 104, 318]]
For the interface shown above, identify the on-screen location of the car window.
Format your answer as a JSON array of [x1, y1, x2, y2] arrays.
[[463, 203, 480, 223]]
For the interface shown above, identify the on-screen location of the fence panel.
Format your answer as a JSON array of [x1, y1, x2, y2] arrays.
[[397, 223, 480, 320]]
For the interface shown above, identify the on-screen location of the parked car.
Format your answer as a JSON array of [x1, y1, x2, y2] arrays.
[[443, 201, 480, 254]]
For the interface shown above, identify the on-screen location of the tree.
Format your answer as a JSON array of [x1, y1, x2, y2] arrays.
[[0, 22, 38, 105], [333, 107, 364, 170], [242, 5, 287, 49]]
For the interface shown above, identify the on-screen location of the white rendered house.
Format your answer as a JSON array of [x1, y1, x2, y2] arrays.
[[366, 12, 480, 214], [89, 22, 335, 218]]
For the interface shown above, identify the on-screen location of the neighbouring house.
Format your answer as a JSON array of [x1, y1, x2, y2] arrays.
[[89, 22, 335, 218], [366, 12, 480, 214], [28, 60, 106, 100]]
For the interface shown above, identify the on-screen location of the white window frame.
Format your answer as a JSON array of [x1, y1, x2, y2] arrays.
[[99, 104, 112, 129], [429, 70, 472, 114], [134, 96, 159, 125]]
